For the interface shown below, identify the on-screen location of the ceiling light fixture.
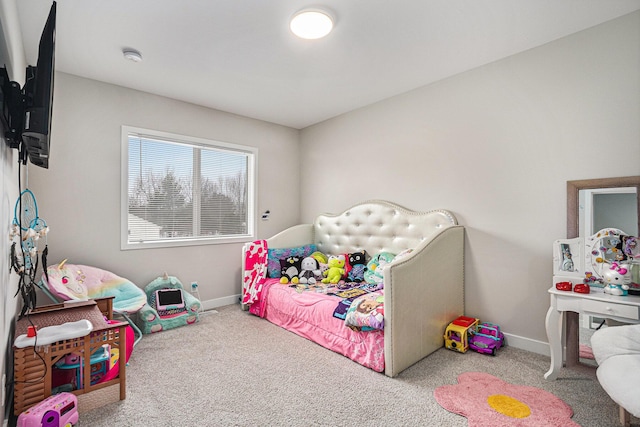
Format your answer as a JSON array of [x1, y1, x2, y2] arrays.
[[123, 48, 143, 62], [290, 9, 334, 40]]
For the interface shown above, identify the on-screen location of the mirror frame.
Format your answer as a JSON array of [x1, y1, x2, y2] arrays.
[[567, 176, 640, 238]]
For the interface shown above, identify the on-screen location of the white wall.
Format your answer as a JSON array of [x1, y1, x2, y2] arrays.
[[28, 73, 301, 308], [299, 12, 640, 348]]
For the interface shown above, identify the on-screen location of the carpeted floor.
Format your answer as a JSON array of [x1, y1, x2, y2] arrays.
[[76, 305, 635, 427]]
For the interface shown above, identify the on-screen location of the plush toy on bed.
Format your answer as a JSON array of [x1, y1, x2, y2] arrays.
[[299, 256, 323, 284], [280, 256, 302, 284], [347, 251, 368, 282], [364, 252, 396, 284], [311, 251, 329, 276], [322, 255, 346, 284]]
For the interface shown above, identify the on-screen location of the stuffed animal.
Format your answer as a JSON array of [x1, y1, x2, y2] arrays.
[[364, 252, 396, 284], [347, 251, 368, 282], [603, 262, 631, 296], [280, 256, 302, 284], [311, 251, 329, 276], [322, 255, 346, 284], [299, 256, 323, 284]]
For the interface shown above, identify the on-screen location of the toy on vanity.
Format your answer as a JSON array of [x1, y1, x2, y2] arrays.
[[602, 262, 631, 296], [554, 281, 591, 294], [553, 228, 639, 295]]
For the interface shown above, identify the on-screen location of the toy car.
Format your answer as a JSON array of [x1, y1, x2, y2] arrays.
[[444, 316, 479, 353], [469, 322, 504, 356]]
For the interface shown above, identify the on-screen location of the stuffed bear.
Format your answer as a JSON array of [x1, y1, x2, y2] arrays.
[[298, 256, 323, 284], [322, 254, 346, 284], [347, 250, 368, 282], [280, 256, 302, 284], [364, 252, 396, 284]]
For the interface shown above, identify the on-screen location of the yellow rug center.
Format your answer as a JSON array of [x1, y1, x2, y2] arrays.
[[487, 394, 531, 418]]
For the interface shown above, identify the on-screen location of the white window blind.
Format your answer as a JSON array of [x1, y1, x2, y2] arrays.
[[122, 127, 256, 249]]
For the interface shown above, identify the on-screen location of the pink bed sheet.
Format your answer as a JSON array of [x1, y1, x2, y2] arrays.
[[257, 279, 385, 372]]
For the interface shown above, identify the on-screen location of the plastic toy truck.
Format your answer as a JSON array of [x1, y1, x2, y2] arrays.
[[444, 316, 479, 353], [469, 322, 505, 356]]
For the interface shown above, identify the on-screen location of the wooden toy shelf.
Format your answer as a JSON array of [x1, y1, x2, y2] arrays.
[[13, 299, 127, 415]]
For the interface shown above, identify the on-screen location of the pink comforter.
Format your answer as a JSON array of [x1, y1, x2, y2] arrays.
[[256, 279, 385, 372]]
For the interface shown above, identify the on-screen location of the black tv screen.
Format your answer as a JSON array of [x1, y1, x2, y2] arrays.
[[21, 1, 56, 169]]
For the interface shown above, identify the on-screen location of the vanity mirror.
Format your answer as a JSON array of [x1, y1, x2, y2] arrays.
[[565, 176, 640, 366], [567, 176, 640, 239]]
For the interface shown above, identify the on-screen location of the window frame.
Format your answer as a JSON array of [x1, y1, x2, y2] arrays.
[[120, 126, 258, 250]]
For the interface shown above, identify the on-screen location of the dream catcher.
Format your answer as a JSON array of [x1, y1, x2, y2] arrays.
[[9, 188, 50, 315]]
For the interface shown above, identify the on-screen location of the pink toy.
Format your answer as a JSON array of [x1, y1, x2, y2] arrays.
[[97, 320, 134, 384], [17, 392, 78, 427]]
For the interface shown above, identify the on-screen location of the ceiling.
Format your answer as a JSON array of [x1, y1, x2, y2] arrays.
[[16, 0, 640, 129]]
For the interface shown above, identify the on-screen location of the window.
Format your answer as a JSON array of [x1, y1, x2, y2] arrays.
[[121, 126, 257, 249]]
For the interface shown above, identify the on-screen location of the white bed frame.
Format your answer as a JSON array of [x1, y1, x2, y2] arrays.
[[242, 200, 465, 377]]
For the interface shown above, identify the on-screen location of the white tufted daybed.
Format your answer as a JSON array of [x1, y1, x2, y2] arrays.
[[241, 200, 465, 377]]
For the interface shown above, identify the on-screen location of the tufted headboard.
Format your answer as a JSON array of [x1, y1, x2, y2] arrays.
[[313, 200, 457, 256]]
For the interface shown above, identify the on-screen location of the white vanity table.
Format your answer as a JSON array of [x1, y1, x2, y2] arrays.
[[546, 227, 639, 380], [544, 286, 640, 380]]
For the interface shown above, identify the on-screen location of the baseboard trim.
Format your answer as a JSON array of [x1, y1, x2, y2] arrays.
[[200, 298, 553, 357], [201, 294, 241, 312], [504, 332, 550, 357]]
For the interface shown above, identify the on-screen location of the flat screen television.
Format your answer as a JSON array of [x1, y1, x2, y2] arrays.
[[21, 1, 56, 169]]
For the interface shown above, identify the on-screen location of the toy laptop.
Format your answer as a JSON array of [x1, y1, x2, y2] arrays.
[[155, 288, 185, 310]]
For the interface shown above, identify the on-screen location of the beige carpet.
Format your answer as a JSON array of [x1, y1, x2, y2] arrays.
[[77, 305, 633, 427]]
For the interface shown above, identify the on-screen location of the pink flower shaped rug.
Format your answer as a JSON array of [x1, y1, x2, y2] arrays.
[[434, 372, 579, 426]]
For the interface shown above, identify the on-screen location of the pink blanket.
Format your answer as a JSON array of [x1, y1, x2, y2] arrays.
[[259, 279, 385, 372]]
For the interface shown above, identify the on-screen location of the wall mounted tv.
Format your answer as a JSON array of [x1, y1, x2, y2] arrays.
[[0, 1, 56, 169]]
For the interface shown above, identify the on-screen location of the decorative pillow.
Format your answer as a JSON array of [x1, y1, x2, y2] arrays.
[[344, 291, 384, 331], [267, 244, 317, 278], [364, 252, 396, 284]]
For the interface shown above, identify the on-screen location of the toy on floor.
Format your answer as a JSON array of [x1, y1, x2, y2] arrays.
[[17, 392, 78, 427], [135, 273, 201, 334], [444, 316, 479, 353], [469, 322, 505, 356]]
